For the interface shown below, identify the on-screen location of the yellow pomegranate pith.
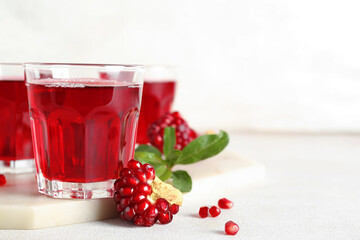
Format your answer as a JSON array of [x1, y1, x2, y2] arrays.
[[149, 176, 183, 206]]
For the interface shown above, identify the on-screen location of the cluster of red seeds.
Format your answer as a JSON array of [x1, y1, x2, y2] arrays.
[[198, 198, 239, 236], [147, 112, 197, 151], [199, 206, 221, 218], [114, 159, 180, 227], [0, 174, 6, 186]]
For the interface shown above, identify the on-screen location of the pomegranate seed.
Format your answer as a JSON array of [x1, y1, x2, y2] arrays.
[[128, 159, 142, 170], [145, 205, 159, 218], [218, 198, 234, 209], [116, 204, 123, 213], [119, 187, 134, 197], [114, 178, 125, 190], [144, 216, 156, 227], [113, 192, 121, 203], [123, 206, 136, 220], [133, 215, 145, 226], [134, 215, 156, 227], [142, 164, 155, 181], [199, 206, 209, 218], [157, 211, 173, 224], [225, 221, 239, 235], [124, 175, 140, 187], [134, 199, 151, 214], [134, 169, 147, 183], [120, 168, 132, 177], [135, 182, 152, 195], [172, 112, 181, 119], [175, 118, 183, 125], [154, 135, 163, 146], [132, 193, 146, 203], [209, 206, 221, 217], [119, 197, 131, 209], [156, 198, 169, 213], [119, 211, 126, 220], [169, 204, 180, 215], [189, 130, 197, 138], [177, 124, 186, 132]]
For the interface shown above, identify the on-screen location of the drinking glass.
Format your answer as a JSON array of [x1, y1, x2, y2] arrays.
[[25, 63, 144, 199], [136, 65, 177, 144], [0, 63, 34, 173]]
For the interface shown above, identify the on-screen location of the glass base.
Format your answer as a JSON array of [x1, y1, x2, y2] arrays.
[[0, 159, 35, 174], [37, 171, 115, 199]]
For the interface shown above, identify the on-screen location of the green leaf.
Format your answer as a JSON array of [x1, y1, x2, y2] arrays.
[[135, 144, 162, 157], [163, 127, 176, 157], [165, 149, 182, 168], [177, 130, 229, 165], [134, 151, 164, 169], [156, 165, 172, 182], [171, 170, 192, 192]]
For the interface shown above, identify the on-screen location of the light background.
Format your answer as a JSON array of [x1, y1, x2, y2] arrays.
[[1, 0, 359, 133]]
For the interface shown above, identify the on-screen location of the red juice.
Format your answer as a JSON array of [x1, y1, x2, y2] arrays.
[[27, 80, 141, 183], [137, 81, 176, 144], [0, 79, 33, 162]]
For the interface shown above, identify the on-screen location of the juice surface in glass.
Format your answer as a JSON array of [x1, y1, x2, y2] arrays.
[[27, 80, 141, 183], [136, 80, 176, 144], [0, 78, 33, 164]]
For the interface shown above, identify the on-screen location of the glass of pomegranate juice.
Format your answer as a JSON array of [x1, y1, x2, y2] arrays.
[[0, 63, 34, 173], [136, 65, 176, 144], [25, 63, 144, 199]]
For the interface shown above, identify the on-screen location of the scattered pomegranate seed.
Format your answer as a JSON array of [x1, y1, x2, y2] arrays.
[[147, 111, 197, 151], [113, 159, 182, 227], [209, 206, 221, 217], [0, 174, 6, 186], [218, 198, 233, 209], [199, 206, 209, 218], [225, 221, 239, 235]]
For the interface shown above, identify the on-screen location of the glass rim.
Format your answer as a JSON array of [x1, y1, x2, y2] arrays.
[[0, 63, 23, 66], [24, 62, 144, 70]]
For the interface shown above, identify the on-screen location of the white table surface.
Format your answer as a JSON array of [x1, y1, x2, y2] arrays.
[[1, 133, 359, 240]]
